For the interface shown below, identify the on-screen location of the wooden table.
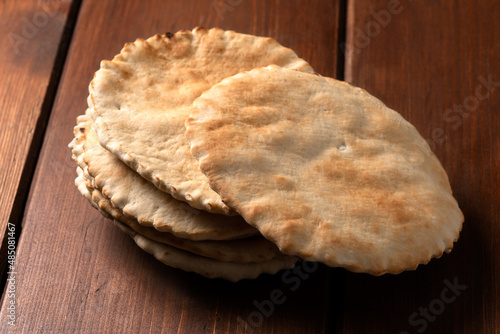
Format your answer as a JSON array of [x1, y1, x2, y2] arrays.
[[0, 0, 498, 332]]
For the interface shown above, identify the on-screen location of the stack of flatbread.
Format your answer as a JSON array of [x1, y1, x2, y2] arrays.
[[69, 27, 463, 281]]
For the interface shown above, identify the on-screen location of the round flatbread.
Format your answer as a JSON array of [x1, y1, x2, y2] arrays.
[[69, 112, 258, 241], [88, 27, 313, 215], [186, 65, 464, 275], [114, 221, 298, 282], [80, 168, 285, 263]]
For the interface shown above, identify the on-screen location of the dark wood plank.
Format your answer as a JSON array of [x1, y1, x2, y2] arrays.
[[0, 0, 342, 332], [0, 0, 76, 273], [343, 0, 499, 333]]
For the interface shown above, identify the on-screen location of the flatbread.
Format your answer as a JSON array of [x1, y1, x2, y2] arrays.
[[88, 27, 313, 215], [118, 215, 285, 263], [80, 169, 285, 263], [69, 112, 258, 241], [186, 65, 464, 275], [114, 221, 298, 282], [75, 170, 296, 279]]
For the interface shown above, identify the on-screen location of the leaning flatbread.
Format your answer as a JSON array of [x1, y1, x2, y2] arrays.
[[88, 27, 313, 215], [69, 112, 258, 241], [186, 65, 464, 275], [114, 221, 298, 282]]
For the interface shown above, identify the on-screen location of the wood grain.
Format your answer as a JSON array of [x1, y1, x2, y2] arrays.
[[343, 0, 499, 333], [0, 0, 342, 332], [0, 0, 75, 275]]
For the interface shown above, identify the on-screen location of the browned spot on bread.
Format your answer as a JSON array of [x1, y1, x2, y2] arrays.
[[273, 175, 295, 191]]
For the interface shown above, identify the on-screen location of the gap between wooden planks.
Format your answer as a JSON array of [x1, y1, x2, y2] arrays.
[[0, 0, 80, 286]]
